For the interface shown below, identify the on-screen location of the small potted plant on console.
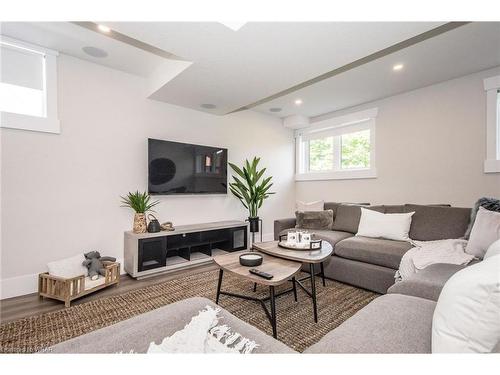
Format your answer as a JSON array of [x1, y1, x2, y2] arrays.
[[120, 191, 160, 233]]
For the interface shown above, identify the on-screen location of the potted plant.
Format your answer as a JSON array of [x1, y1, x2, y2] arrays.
[[228, 157, 275, 233], [120, 191, 160, 233]]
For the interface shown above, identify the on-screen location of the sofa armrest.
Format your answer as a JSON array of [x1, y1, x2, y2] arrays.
[[274, 217, 296, 240]]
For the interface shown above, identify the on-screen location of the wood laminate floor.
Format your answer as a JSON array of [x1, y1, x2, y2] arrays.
[[0, 263, 218, 324]]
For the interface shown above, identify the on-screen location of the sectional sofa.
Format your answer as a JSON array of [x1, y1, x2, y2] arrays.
[[49, 201, 493, 353], [274, 202, 472, 293], [49, 263, 498, 353]]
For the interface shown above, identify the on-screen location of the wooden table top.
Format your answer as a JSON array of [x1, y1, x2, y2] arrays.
[[252, 241, 333, 264], [213, 250, 302, 286]]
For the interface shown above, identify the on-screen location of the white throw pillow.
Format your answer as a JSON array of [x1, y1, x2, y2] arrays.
[[47, 253, 88, 278], [484, 239, 500, 260], [465, 207, 500, 259], [432, 255, 500, 353], [296, 200, 324, 212], [356, 208, 414, 241]]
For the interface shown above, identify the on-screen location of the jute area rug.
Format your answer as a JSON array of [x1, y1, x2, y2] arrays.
[[0, 270, 378, 353]]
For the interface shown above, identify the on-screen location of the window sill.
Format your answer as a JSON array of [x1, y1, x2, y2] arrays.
[[295, 168, 377, 181], [1, 112, 60, 134], [484, 159, 500, 173]]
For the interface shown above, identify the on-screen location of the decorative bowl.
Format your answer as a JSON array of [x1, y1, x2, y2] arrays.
[[239, 253, 263, 267]]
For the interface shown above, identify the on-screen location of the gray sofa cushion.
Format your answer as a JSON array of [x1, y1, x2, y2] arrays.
[[334, 236, 412, 269], [274, 217, 296, 240], [312, 230, 353, 248], [47, 297, 295, 353], [332, 205, 384, 233], [383, 205, 406, 213], [295, 210, 334, 230], [304, 294, 436, 353], [279, 228, 353, 248], [324, 256, 397, 294], [323, 202, 342, 219], [387, 263, 468, 301], [323, 202, 370, 219], [405, 204, 471, 241]]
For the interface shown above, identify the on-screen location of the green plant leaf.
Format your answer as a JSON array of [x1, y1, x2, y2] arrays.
[[228, 157, 274, 218]]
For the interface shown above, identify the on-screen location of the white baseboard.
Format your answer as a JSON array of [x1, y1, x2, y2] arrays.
[[0, 257, 125, 300], [0, 273, 39, 300]]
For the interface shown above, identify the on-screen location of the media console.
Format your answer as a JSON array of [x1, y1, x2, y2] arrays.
[[124, 220, 249, 279]]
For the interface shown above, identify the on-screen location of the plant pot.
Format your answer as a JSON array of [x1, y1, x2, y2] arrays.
[[133, 213, 147, 234], [248, 217, 260, 233]]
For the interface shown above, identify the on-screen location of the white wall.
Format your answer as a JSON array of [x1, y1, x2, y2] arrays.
[[296, 66, 500, 207], [0, 54, 295, 298]]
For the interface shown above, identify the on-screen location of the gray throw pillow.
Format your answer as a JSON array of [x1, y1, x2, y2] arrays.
[[295, 210, 334, 230], [464, 197, 500, 239]]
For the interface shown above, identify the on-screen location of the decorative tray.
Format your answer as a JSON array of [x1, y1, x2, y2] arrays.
[[278, 234, 322, 251]]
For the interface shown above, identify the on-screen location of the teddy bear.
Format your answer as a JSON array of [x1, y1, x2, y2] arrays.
[[82, 251, 117, 280]]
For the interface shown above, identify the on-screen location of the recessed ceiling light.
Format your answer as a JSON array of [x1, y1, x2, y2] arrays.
[[82, 46, 108, 58], [201, 103, 217, 109], [269, 107, 282, 112], [393, 63, 404, 71], [294, 99, 303, 106], [97, 24, 111, 33]]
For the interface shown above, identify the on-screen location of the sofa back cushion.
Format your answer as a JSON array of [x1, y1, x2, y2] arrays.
[[324, 202, 370, 221], [332, 205, 384, 233], [295, 210, 334, 230], [383, 205, 406, 214], [405, 204, 471, 241]]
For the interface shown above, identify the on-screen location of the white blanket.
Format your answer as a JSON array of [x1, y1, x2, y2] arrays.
[[147, 305, 258, 354], [395, 239, 475, 281]]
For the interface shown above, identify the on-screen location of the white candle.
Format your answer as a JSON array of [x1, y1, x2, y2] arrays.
[[241, 254, 261, 260]]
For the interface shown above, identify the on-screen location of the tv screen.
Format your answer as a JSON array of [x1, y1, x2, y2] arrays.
[[148, 138, 227, 195]]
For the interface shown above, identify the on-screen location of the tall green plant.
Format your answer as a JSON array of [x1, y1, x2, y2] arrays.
[[120, 191, 159, 213], [228, 157, 274, 218]]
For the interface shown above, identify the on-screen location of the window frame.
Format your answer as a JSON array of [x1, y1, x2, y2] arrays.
[[484, 75, 500, 173], [295, 108, 377, 181], [0, 36, 60, 134]]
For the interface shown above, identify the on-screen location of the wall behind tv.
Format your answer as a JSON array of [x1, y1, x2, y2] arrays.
[[0, 54, 295, 298], [296, 66, 500, 207]]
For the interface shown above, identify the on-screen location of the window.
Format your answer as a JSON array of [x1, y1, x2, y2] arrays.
[[483, 75, 500, 173], [0, 36, 60, 133], [296, 108, 377, 180]]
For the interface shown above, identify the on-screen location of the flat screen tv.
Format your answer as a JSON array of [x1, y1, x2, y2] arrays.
[[148, 138, 228, 195]]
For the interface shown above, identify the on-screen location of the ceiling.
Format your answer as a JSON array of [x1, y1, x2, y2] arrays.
[[253, 22, 500, 118], [105, 21, 443, 115], [1, 21, 499, 120]]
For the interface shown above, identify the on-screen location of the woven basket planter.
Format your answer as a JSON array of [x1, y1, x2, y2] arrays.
[[133, 213, 147, 233]]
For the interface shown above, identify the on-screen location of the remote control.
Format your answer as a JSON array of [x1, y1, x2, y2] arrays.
[[249, 268, 273, 280]]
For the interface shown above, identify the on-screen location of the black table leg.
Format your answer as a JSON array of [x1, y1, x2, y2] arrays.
[[292, 277, 298, 302], [269, 286, 277, 338], [320, 262, 326, 287], [309, 263, 318, 323], [216, 269, 224, 304]]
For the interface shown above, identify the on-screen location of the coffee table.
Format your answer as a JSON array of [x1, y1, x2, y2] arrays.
[[213, 250, 301, 339], [252, 240, 333, 323]]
